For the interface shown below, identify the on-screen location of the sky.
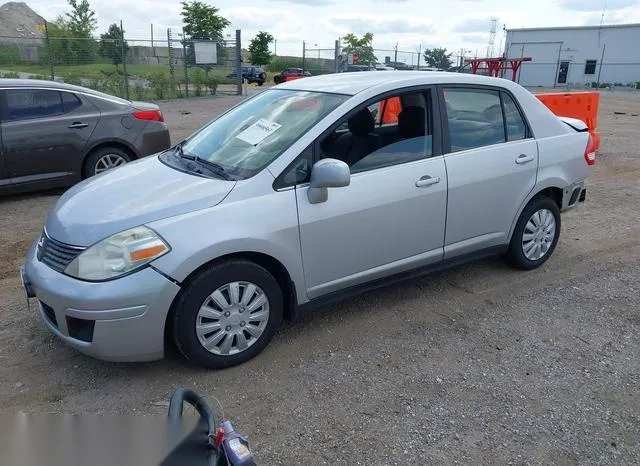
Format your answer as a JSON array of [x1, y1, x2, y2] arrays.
[[27, 0, 640, 62]]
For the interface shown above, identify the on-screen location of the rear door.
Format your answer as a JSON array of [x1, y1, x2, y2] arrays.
[[0, 88, 100, 185], [440, 85, 538, 258], [0, 110, 9, 188]]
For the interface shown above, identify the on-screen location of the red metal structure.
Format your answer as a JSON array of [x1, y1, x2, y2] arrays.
[[464, 57, 532, 82]]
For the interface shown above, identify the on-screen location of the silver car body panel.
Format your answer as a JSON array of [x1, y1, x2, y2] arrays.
[[45, 155, 235, 246], [24, 71, 593, 361]]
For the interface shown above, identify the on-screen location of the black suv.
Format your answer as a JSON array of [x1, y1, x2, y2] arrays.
[[227, 66, 267, 86]]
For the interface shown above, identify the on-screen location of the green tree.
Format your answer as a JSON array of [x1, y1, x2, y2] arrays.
[[65, 0, 97, 36], [248, 31, 273, 66], [181, 1, 230, 66], [65, 0, 98, 64], [341, 32, 375, 66], [46, 17, 75, 66], [181, 1, 230, 41], [99, 23, 128, 69], [422, 47, 453, 70]]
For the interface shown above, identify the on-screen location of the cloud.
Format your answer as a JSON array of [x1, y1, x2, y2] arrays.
[[581, 9, 635, 24], [559, 0, 638, 11], [332, 16, 435, 35], [274, 0, 334, 4], [458, 32, 490, 45], [454, 17, 493, 33]]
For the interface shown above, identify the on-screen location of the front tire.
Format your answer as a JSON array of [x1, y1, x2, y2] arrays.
[[503, 195, 561, 270], [172, 260, 283, 369]]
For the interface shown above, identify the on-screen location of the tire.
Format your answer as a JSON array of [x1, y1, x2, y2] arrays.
[[503, 195, 561, 270], [257, 80, 264, 86], [172, 260, 283, 369], [83, 146, 131, 178]]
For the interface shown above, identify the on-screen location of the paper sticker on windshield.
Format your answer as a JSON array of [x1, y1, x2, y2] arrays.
[[236, 119, 282, 145]]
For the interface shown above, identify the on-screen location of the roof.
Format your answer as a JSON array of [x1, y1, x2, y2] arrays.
[[0, 78, 131, 102], [506, 23, 640, 33], [275, 71, 512, 95]]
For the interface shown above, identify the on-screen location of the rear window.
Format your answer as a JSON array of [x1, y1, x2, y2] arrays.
[[4, 89, 64, 121]]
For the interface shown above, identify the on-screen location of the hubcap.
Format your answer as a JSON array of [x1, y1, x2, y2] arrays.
[[94, 154, 127, 174], [522, 208, 556, 261], [196, 281, 270, 356]]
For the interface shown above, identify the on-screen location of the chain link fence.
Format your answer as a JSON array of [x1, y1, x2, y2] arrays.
[[0, 22, 243, 100]]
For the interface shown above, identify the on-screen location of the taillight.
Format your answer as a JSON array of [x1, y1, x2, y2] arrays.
[[133, 110, 164, 122], [584, 133, 596, 166]]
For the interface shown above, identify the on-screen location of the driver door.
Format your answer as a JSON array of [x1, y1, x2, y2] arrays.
[[294, 87, 448, 299]]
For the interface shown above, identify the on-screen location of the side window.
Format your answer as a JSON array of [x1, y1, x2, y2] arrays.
[[5, 89, 64, 121], [274, 145, 313, 189], [61, 92, 82, 113], [444, 88, 505, 152], [319, 90, 433, 173], [501, 93, 527, 141]]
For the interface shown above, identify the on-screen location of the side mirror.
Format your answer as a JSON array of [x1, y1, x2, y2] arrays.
[[307, 158, 350, 204]]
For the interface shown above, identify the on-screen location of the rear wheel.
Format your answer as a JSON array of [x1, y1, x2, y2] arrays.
[[172, 260, 283, 369], [504, 195, 561, 270], [83, 146, 131, 178]]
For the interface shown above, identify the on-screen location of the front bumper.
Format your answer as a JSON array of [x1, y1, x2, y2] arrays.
[[23, 242, 181, 362]]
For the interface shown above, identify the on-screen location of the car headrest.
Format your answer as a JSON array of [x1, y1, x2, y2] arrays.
[[398, 106, 425, 139], [348, 108, 375, 136]]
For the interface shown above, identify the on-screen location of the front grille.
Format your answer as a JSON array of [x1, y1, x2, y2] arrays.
[[38, 231, 84, 273], [40, 301, 58, 328]]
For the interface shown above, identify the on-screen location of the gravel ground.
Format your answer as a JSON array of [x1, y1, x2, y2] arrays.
[[0, 88, 639, 464]]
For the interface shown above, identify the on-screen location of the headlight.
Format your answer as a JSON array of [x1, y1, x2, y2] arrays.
[[64, 226, 170, 281]]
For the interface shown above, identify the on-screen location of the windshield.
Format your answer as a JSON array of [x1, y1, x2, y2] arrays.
[[181, 89, 348, 179]]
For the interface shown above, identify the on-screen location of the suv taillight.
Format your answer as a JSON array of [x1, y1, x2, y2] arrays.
[[133, 110, 164, 122], [584, 133, 596, 166]]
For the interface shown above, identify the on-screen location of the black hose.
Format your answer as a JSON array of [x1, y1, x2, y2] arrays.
[[168, 388, 217, 438]]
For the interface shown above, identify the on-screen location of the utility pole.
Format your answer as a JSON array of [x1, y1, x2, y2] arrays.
[[417, 44, 421, 69], [274, 38, 277, 56], [394, 43, 398, 68]]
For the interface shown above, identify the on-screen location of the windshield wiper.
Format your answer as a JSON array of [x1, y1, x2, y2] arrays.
[[174, 142, 232, 180], [193, 158, 232, 180]]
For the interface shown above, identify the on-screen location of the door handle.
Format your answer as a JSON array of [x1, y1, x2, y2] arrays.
[[68, 122, 88, 129], [515, 154, 534, 164], [415, 175, 441, 187]]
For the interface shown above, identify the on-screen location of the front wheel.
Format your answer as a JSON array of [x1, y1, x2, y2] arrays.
[[172, 260, 283, 369], [503, 195, 561, 270]]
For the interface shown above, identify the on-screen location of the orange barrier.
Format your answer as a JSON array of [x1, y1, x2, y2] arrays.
[[536, 92, 600, 151]]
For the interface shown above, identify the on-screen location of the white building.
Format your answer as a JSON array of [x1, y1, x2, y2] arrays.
[[504, 24, 640, 87]]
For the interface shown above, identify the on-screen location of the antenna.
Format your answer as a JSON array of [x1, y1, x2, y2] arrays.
[[487, 17, 498, 57]]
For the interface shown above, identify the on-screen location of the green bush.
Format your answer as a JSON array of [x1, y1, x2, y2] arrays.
[[636, 81, 640, 90], [28, 74, 48, 80], [61, 73, 83, 86], [0, 45, 21, 65], [190, 68, 205, 96], [147, 72, 170, 100], [268, 56, 303, 72], [205, 75, 219, 95], [0, 71, 21, 79], [133, 80, 146, 100]]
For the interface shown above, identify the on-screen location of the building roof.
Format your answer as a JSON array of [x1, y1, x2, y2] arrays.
[[276, 70, 510, 95], [507, 23, 640, 33]]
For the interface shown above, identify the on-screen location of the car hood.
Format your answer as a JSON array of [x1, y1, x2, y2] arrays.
[[46, 155, 236, 246]]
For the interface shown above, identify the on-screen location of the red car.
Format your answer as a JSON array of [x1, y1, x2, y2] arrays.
[[273, 68, 312, 84]]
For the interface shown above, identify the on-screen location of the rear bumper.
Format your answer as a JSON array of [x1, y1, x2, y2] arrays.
[[138, 123, 172, 157], [562, 181, 587, 211]]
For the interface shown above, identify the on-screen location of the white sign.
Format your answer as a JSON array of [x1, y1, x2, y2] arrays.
[[194, 41, 218, 64], [236, 119, 282, 146]]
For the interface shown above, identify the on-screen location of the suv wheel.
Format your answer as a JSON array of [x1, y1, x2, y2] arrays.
[[172, 260, 283, 369], [503, 195, 561, 270], [83, 146, 131, 178]]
